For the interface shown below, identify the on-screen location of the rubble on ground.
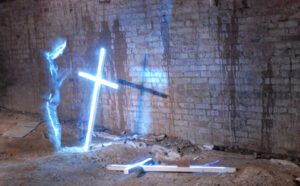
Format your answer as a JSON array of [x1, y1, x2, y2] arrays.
[[1, 111, 300, 186], [270, 159, 299, 168]]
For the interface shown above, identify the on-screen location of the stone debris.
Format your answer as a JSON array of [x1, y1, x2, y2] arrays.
[[193, 156, 201, 161], [201, 144, 215, 151], [125, 141, 147, 149], [141, 133, 167, 142], [91, 141, 123, 150], [270, 159, 299, 168], [151, 145, 181, 162], [93, 132, 121, 141]]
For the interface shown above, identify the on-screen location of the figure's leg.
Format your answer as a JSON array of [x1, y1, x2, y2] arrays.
[[52, 108, 61, 150], [45, 97, 62, 150]]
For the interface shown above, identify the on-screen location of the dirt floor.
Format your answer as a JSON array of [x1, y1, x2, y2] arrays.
[[0, 110, 300, 186]]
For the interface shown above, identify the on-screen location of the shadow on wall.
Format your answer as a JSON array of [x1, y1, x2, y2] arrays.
[[121, 54, 168, 135], [0, 53, 13, 101], [215, 0, 240, 146], [261, 60, 274, 152]]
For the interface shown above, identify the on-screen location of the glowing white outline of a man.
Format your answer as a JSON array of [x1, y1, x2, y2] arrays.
[[43, 39, 68, 150]]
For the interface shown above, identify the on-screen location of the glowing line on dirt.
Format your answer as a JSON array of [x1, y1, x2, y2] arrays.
[[79, 48, 118, 152]]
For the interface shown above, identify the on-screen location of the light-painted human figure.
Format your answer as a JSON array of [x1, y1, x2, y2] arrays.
[[43, 38, 68, 150]]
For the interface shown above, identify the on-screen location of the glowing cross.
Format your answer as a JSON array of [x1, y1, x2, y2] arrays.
[[78, 48, 119, 152]]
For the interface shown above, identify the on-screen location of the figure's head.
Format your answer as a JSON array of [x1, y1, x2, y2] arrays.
[[47, 37, 67, 60]]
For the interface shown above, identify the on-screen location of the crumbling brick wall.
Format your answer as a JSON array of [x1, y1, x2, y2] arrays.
[[0, 0, 299, 157]]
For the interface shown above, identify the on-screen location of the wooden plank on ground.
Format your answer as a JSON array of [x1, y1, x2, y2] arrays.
[[142, 165, 236, 173], [107, 161, 236, 174]]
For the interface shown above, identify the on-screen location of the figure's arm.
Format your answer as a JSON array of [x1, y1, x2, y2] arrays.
[[43, 52, 59, 78], [58, 68, 71, 87]]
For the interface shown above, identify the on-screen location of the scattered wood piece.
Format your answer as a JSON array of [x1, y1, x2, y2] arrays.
[[144, 165, 236, 173], [108, 164, 236, 173], [107, 158, 236, 174]]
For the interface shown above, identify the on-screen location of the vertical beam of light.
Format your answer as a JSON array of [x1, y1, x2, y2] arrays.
[[79, 48, 119, 152], [84, 48, 105, 152]]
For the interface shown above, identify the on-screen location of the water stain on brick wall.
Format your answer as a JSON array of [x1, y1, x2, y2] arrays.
[[161, 9, 175, 135], [161, 14, 170, 61], [287, 55, 296, 153], [288, 51, 297, 154], [261, 61, 274, 152], [98, 21, 112, 128], [112, 19, 128, 131], [217, 1, 240, 146], [83, 15, 106, 63], [0, 54, 10, 98]]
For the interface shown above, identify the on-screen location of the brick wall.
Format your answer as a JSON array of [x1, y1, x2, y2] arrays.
[[0, 0, 299, 157]]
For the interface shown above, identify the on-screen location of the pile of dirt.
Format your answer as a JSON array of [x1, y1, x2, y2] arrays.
[[234, 166, 290, 185]]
